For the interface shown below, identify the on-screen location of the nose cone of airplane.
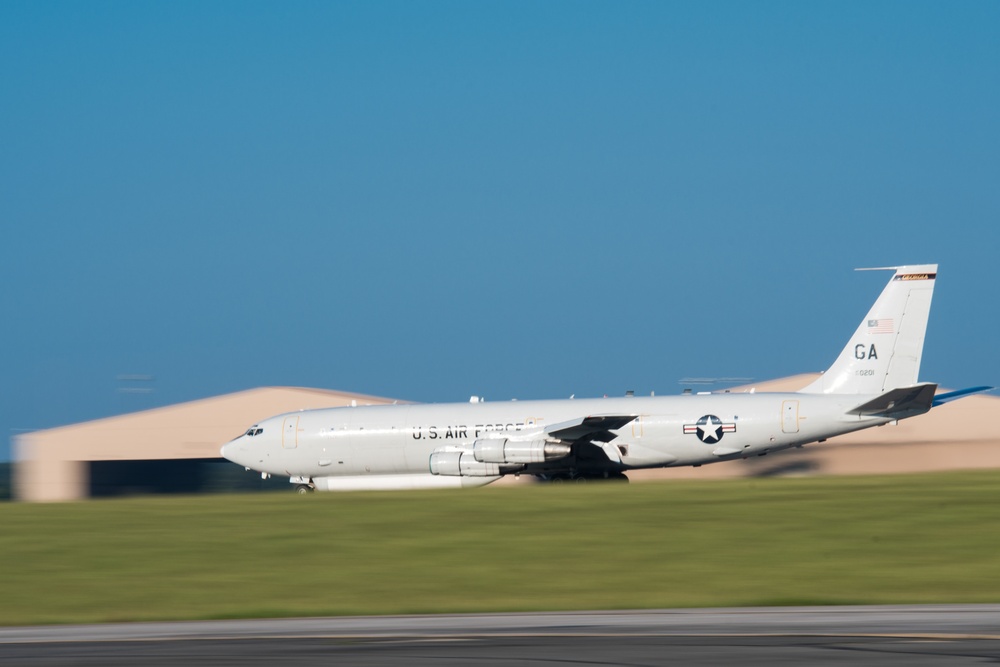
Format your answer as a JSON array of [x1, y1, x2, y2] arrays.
[[220, 439, 245, 464]]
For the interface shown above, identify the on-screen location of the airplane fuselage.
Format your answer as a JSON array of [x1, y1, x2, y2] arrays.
[[223, 392, 891, 488]]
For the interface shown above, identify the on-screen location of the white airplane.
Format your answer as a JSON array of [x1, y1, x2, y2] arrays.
[[221, 264, 990, 492]]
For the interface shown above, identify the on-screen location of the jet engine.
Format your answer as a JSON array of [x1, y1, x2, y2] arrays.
[[472, 438, 571, 464], [430, 439, 572, 476], [428, 450, 501, 477]]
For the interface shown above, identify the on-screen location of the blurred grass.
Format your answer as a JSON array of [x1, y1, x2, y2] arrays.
[[2, 470, 1000, 625]]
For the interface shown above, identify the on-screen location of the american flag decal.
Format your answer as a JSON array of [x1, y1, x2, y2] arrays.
[[867, 318, 894, 334]]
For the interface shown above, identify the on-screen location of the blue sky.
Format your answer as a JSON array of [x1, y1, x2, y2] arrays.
[[2, 2, 998, 460]]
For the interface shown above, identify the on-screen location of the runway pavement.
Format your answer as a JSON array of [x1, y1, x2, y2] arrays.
[[2, 605, 999, 665]]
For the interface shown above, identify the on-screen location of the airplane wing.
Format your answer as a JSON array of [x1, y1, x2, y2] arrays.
[[932, 386, 994, 407], [544, 414, 637, 443], [847, 383, 937, 419]]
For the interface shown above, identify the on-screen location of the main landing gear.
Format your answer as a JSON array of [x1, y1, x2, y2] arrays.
[[541, 472, 629, 483], [294, 484, 315, 494]]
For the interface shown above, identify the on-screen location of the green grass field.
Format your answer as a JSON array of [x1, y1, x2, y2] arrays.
[[2, 470, 999, 626]]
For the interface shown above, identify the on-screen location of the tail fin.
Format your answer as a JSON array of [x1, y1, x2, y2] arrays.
[[800, 264, 937, 395]]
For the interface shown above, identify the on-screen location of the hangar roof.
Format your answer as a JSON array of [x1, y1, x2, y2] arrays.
[[17, 387, 399, 462]]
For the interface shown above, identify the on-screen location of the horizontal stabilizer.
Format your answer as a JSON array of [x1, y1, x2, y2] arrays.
[[847, 383, 937, 419], [546, 414, 637, 443], [932, 386, 995, 407]]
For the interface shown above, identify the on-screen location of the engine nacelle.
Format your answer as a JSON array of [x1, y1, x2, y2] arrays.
[[472, 439, 571, 464], [429, 450, 501, 477]]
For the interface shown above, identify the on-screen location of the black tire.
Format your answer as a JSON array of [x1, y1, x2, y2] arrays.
[[295, 484, 313, 495]]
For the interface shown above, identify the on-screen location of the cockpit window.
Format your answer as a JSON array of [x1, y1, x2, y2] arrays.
[[244, 427, 264, 437]]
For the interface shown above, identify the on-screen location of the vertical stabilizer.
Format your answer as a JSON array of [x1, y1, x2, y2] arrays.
[[800, 265, 937, 395]]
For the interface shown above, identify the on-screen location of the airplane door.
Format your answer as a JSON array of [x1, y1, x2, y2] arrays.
[[781, 401, 799, 434], [282, 415, 300, 448]]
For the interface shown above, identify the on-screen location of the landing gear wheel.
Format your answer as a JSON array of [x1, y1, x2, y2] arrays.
[[294, 484, 314, 495]]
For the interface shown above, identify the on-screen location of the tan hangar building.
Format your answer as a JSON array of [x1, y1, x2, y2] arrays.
[[14, 387, 397, 502], [12, 376, 999, 501]]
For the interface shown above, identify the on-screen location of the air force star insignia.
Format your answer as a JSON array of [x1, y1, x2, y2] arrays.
[[683, 414, 736, 444]]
